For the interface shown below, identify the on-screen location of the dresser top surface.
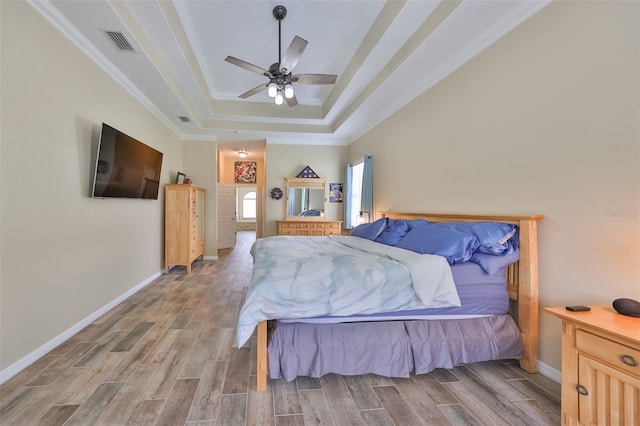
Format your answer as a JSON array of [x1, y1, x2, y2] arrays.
[[546, 306, 640, 344], [277, 219, 342, 223]]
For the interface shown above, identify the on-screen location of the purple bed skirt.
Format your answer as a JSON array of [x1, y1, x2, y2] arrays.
[[268, 314, 523, 381]]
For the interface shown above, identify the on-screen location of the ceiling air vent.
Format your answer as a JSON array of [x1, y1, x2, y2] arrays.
[[178, 116, 191, 123], [103, 30, 135, 52]]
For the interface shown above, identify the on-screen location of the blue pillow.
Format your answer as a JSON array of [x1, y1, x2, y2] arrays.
[[375, 220, 410, 246], [395, 222, 480, 264], [469, 250, 520, 275], [470, 222, 518, 255], [407, 219, 430, 229], [351, 217, 387, 241], [410, 221, 517, 255]]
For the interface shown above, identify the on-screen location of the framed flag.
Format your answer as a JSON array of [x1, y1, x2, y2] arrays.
[[296, 165, 319, 178], [234, 161, 257, 183]]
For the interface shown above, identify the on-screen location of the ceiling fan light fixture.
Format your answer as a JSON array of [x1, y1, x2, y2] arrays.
[[267, 82, 278, 98], [284, 83, 294, 99], [274, 90, 284, 105], [225, 5, 337, 107]]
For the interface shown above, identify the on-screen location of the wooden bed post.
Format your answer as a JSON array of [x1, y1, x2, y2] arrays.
[[516, 217, 540, 373], [256, 320, 268, 392]]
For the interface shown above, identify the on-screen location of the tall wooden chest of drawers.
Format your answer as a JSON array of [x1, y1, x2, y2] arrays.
[[164, 184, 205, 273]]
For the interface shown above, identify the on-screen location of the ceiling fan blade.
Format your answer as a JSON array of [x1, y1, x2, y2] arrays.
[[292, 74, 337, 85], [239, 83, 267, 99], [279, 36, 308, 74], [285, 94, 298, 107], [225, 56, 272, 77]]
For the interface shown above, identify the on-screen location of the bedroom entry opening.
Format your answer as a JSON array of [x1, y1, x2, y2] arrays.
[[217, 184, 258, 249], [237, 186, 257, 233]]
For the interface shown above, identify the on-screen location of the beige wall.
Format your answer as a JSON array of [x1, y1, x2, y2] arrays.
[[183, 141, 218, 256], [0, 2, 183, 371], [349, 1, 639, 371], [264, 144, 348, 236]]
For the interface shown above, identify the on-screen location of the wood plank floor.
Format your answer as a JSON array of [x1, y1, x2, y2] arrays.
[[0, 232, 561, 425]]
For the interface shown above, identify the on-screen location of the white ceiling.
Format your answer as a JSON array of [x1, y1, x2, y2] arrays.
[[31, 0, 549, 147]]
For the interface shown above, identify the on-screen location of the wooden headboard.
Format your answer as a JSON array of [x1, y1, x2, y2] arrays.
[[380, 211, 544, 373]]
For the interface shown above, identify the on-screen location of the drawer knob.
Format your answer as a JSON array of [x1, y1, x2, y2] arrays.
[[621, 354, 638, 367], [575, 384, 589, 396]]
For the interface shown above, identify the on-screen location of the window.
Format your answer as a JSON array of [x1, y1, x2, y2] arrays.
[[349, 161, 364, 226], [242, 191, 256, 219]]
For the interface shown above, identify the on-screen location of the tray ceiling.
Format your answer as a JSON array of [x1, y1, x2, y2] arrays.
[[31, 0, 549, 144]]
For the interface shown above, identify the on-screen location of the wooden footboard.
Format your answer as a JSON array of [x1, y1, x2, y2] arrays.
[[254, 211, 543, 391]]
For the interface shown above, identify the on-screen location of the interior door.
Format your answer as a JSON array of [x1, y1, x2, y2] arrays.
[[217, 183, 236, 249]]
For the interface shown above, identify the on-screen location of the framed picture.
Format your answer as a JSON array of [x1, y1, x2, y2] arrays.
[[234, 161, 257, 184], [329, 183, 343, 203], [175, 171, 186, 184]]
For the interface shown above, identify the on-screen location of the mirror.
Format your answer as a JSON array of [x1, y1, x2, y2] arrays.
[[288, 188, 325, 217], [285, 178, 326, 219]]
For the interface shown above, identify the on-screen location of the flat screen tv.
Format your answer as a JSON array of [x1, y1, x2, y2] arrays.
[[91, 123, 163, 199]]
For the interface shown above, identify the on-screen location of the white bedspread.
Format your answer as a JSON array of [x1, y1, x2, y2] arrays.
[[236, 236, 460, 347]]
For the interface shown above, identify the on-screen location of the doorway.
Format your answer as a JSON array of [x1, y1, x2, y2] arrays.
[[216, 140, 266, 249], [217, 185, 258, 249], [217, 183, 236, 249], [236, 186, 257, 232]]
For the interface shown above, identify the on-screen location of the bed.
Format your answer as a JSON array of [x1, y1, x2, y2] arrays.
[[240, 211, 543, 392]]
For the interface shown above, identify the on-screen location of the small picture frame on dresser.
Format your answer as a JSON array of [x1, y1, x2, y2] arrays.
[[175, 171, 186, 184]]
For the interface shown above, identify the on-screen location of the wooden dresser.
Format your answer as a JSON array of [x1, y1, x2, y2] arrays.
[[545, 306, 640, 425], [164, 184, 205, 273], [277, 220, 342, 236]]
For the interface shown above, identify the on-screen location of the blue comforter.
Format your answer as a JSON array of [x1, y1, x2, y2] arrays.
[[236, 236, 460, 347]]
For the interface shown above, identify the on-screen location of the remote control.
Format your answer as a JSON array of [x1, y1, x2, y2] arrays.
[[566, 305, 591, 312]]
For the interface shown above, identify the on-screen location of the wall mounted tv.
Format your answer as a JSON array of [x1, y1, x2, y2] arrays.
[[91, 123, 163, 199]]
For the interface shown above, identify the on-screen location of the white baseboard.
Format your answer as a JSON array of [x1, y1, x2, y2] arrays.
[[537, 360, 562, 383], [0, 270, 162, 385], [204, 255, 218, 260]]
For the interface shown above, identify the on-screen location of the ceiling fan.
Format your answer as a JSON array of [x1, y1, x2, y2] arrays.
[[224, 5, 337, 107]]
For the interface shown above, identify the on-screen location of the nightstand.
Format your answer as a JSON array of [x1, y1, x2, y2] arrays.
[[545, 306, 640, 425]]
